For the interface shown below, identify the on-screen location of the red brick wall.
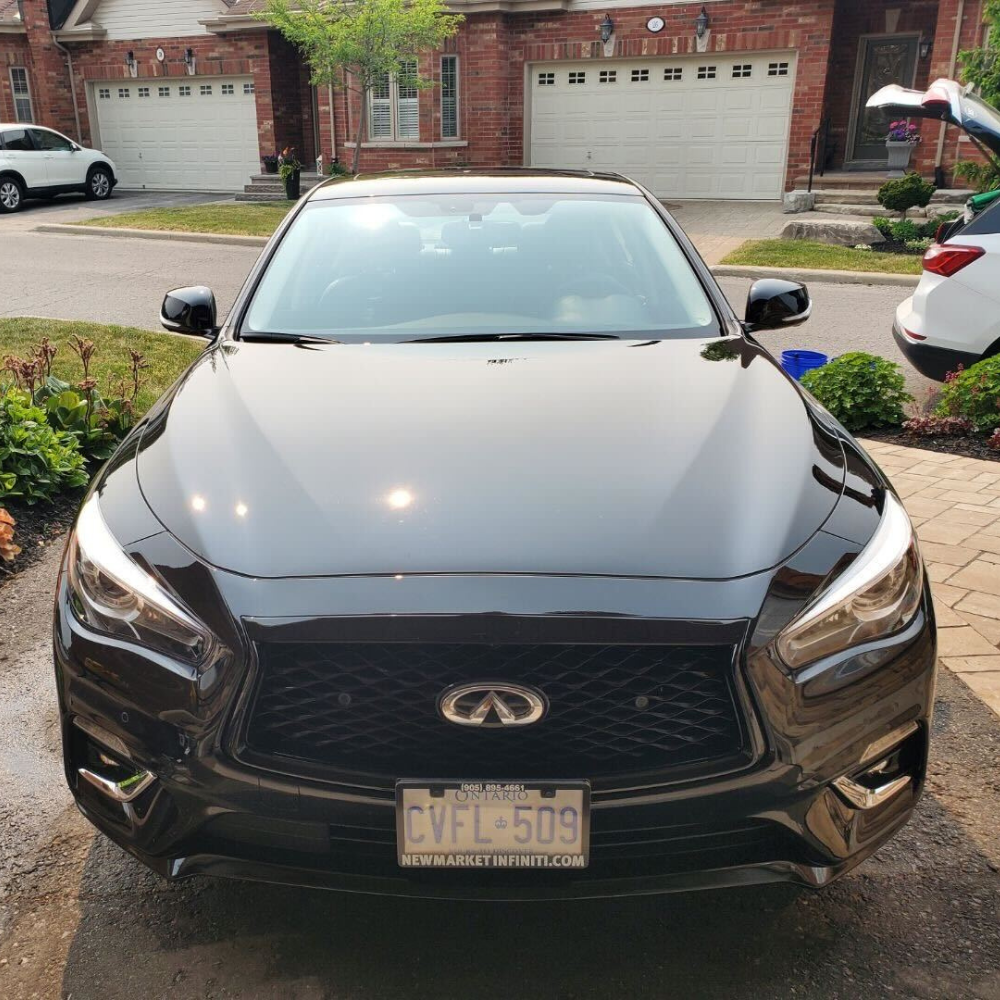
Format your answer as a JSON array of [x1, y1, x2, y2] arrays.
[[312, 1, 842, 192], [0, 35, 31, 123], [822, 0, 940, 171]]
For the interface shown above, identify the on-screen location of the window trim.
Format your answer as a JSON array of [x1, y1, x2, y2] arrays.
[[440, 54, 459, 140], [368, 61, 420, 142], [9, 67, 33, 124]]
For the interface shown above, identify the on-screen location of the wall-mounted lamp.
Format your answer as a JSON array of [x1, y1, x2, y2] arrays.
[[184, 48, 196, 75], [919, 39, 933, 60], [695, 6, 710, 39], [599, 14, 614, 45], [125, 50, 136, 73]]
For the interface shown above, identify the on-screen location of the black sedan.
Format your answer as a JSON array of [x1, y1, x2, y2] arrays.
[[55, 171, 935, 899]]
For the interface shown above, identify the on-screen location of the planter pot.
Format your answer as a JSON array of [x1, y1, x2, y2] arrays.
[[283, 170, 301, 201], [886, 140, 915, 178], [262, 160, 278, 175]]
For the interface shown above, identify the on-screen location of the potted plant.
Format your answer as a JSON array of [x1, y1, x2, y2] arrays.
[[278, 146, 302, 200], [885, 121, 920, 177], [261, 154, 279, 175]]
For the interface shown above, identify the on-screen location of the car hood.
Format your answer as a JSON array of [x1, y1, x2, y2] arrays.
[[135, 338, 845, 579], [867, 79, 1000, 156]]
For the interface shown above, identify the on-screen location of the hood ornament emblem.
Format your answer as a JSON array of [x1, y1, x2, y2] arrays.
[[439, 682, 547, 728]]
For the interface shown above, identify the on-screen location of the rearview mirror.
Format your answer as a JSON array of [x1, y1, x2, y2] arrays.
[[743, 279, 811, 332], [161, 286, 218, 338]]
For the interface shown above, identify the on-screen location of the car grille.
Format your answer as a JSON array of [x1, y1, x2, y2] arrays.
[[244, 642, 747, 785]]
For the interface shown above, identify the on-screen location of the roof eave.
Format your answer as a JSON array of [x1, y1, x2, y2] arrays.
[[53, 23, 107, 40], [201, 14, 268, 32], [0, 22, 26, 33]]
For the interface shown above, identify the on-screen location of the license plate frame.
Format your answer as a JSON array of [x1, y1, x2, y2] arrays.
[[395, 780, 591, 870]]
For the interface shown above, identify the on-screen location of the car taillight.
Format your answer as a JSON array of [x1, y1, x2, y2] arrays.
[[923, 243, 985, 277]]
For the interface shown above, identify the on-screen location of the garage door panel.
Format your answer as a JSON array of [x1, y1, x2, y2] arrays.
[[93, 76, 259, 192], [530, 54, 793, 200]]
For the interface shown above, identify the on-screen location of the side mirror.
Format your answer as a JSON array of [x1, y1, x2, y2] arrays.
[[161, 286, 218, 338], [743, 278, 811, 332]]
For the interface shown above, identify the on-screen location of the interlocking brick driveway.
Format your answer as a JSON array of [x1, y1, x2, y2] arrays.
[[667, 200, 788, 263], [862, 438, 1000, 717]]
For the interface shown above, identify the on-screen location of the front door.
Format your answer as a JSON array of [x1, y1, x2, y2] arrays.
[[849, 35, 919, 163]]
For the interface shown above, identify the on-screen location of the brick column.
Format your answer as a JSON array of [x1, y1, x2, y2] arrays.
[[20, 0, 75, 135]]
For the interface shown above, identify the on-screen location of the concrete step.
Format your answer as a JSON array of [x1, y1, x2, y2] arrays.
[[235, 191, 296, 202], [812, 187, 972, 207], [794, 173, 918, 190], [813, 203, 962, 219]]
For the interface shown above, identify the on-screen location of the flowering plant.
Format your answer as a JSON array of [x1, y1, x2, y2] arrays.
[[278, 146, 302, 180], [886, 120, 921, 143]]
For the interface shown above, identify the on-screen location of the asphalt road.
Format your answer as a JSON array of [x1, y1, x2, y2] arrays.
[[0, 210, 935, 399], [1, 548, 1000, 1000]]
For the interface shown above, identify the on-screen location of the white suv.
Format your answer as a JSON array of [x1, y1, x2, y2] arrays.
[[0, 124, 117, 213]]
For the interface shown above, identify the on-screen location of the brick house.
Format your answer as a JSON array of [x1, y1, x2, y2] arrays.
[[0, 0, 990, 198]]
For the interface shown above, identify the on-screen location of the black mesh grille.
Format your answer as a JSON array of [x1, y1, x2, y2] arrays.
[[245, 643, 746, 783]]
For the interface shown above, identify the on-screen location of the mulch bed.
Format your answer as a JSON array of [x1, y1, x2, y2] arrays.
[[864, 428, 1000, 463], [0, 490, 84, 584]]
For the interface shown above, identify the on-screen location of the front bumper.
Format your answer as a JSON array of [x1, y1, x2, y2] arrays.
[[55, 576, 937, 899]]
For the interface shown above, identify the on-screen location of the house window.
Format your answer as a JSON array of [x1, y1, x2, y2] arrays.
[[200, 85, 212, 96], [222, 83, 234, 95], [9, 68, 32, 122], [599, 70, 617, 83], [118, 87, 130, 98], [369, 60, 419, 141], [441, 55, 458, 139], [537, 72, 555, 86], [158, 86, 170, 97], [732, 64, 752, 78], [768, 61, 789, 77], [244, 82, 255, 95], [663, 67, 682, 81], [568, 71, 586, 85], [179, 85, 191, 96], [630, 69, 649, 82], [697, 66, 716, 80], [138, 86, 150, 97], [98, 88, 110, 100]]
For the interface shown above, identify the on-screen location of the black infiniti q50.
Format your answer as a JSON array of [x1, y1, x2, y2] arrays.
[[55, 171, 935, 899]]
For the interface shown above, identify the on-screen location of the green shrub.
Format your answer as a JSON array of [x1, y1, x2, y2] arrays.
[[889, 218, 920, 242], [905, 237, 934, 252], [0, 389, 88, 503], [922, 210, 959, 237], [36, 377, 134, 462], [935, 354, 1000, 433], [877, 172, 936, 218], [800, 353, 913, 431], [954, 160, 1000, 194]]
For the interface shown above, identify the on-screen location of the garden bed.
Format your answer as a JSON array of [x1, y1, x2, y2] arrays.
[[864, 428, 1000, 463], [0, 490, 83, 582]]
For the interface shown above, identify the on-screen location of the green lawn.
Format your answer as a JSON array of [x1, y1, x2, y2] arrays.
[[76, 202, 292, 238], [0, 318, 205, 416], [720, 239, 924, 276]]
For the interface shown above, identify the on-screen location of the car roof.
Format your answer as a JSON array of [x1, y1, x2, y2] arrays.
[[307, 169, 644, 202]]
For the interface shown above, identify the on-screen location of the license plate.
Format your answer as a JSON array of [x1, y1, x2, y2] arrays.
[[396, 781, 590, 870]]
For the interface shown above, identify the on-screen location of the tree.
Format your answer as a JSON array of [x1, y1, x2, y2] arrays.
[[957, 0, 1000, 190], [877, 172, 936, 218], [258, 0, 463, 175]]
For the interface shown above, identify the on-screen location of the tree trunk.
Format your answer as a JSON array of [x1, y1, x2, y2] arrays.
[[352, 88, 366, 175]]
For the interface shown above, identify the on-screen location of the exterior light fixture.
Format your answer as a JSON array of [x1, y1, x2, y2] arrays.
[[919, 39, 933, 60], [125, 50, 136, 70], [184, 48, 196, 75], [695, 6, 710, 39], [599, 15, 614, 45]]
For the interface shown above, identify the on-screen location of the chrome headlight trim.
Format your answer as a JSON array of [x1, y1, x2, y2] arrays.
[[67, 495, 218, 666], [775, 492, 924, 670]]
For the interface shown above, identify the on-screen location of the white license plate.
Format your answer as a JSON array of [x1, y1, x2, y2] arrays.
[[396, 781, 590, 870]]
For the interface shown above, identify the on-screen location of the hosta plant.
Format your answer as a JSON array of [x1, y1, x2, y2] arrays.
[[799, 353, 913, 432]]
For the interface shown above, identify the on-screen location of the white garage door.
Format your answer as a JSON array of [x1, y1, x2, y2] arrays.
[[91, 76, 260, 191], [529, 54, 795, 200]]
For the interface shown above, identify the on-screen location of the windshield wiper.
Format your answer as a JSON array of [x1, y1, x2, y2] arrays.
[[403, 333, 620, 343], [239, 332, 341, 344]]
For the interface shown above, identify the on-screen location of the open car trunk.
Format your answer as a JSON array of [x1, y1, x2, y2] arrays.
[[867, 78, 1000, 159]]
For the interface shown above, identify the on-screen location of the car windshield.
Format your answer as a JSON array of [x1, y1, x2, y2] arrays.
[[242, 192, 719, 342]]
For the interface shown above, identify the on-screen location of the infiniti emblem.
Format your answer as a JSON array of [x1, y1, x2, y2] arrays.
[[439, 682, 547, 728]]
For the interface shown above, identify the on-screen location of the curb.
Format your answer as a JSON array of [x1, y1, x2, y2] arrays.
[[34, 223, 270, 248], [710, 264, 921, 288]]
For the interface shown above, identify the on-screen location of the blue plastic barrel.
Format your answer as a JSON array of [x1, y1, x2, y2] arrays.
[[781, 350, 828, 380]]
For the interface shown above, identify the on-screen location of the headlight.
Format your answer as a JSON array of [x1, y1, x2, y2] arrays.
[[775, 493, 923, 670], [67, 496, 218, 666]]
